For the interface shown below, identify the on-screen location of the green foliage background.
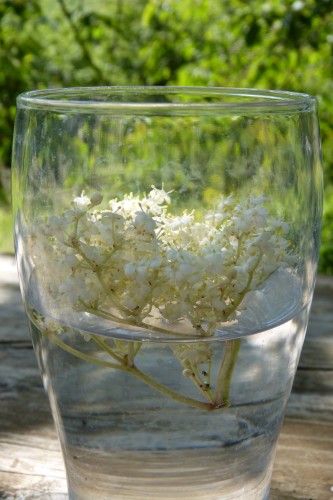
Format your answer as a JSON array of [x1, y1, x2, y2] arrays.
[[1, 0, 333, 271]]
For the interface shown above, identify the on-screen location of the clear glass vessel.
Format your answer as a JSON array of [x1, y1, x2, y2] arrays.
[[12, 87, 323, 499]]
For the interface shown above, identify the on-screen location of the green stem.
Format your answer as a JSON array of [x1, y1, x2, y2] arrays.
[[170, 346, 215, 404], [92, 336, 125, 364], [45, 331, 217, 411], [126, 365, 216, 411], [208, 258, 264, 407], [85, 306, 193, 338], [95, 270, 134, 316], [223, 253, 263, 320], [45, 331, 124, 370], [189, 370, 214, 404], [214, 338, 241, 407], [127, 342, 136, 367]]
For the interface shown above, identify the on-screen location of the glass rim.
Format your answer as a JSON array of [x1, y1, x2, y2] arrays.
[[16, 86, 317, 115]]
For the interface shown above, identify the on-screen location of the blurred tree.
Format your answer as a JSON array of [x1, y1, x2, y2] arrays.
[[1, 0, 333, 269], [0, 0, 43, 202]]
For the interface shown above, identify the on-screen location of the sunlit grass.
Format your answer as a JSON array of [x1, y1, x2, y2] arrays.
[[0, 207, 14, 254]]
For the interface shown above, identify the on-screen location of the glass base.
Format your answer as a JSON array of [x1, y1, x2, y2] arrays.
[[65, 442, 273, 499]]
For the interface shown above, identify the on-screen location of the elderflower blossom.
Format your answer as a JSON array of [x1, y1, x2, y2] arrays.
[[29, 187, 294, 337]]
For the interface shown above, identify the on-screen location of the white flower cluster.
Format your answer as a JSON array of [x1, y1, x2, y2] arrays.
[[29, 187, 293, 337]]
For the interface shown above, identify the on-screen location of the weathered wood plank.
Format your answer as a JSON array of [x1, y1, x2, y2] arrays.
[[1, 343, 333, 499], [272, 419, 333, 500], [1, 255, 333, 498], [1, 437, 66, 482], [0, 470, 67, 500], [0, 255, 30, 344]]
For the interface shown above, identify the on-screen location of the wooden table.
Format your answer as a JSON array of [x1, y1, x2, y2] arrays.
[[0, 255, 332, 499]]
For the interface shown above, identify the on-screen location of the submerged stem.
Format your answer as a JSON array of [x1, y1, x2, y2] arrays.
[[126, 365, 217, 411], [92, 336, 125, 364], [45, 330, 219, 411], [214, 338, 242, 407], [45, 331, 124, 370], [84, 306, 195, 338]]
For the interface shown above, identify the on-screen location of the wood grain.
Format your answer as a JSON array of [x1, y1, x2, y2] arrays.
[[1, 256, 332, 499]]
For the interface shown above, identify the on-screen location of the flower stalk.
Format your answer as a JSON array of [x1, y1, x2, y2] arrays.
[[214, 339, 242, 407], [28, 187, 294, 411]]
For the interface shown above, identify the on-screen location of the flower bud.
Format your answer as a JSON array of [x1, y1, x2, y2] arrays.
[[90, 192, 103, 206]]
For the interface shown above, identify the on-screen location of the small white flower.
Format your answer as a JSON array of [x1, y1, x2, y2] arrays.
[[148, 185, 171, 205], [29, 187, 295, 336], [72, 192, 91, 209], [133, 211, 157, 233]]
